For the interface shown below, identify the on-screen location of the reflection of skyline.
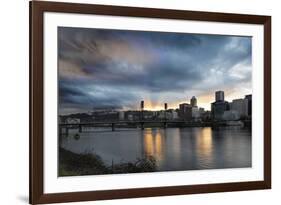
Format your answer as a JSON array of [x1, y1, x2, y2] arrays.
[[140, 127, 215, 170], [58, 27, 252, 114], [60, 126, 251, 173], [141, 127, 220, 169]]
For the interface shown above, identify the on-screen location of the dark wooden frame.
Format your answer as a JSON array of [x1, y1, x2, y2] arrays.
[[30, 1, 271, 204]]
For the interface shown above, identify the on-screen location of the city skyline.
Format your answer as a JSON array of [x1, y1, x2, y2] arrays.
[[60, 91, 251, 115], [58, 27, 252, 114]]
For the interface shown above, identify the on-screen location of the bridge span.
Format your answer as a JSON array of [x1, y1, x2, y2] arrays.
[[59, 120, 213, 134]]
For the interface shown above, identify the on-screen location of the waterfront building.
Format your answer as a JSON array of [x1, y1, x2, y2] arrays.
[[191, 106, 200, 120], [201, 110, 211, 121], [199, 108, 205, 116], [143, 111, 155, 120], [119, 111, 125, 120], [171, 110, 178, 120], [230, 98, 248, 118], [127, 114, 133, 121], [179, 103, 192, 121], [245, 94, 252, 116], [157, 110, 167, 120], [211, 101, 230, 120], [223, 110, 240, 121]]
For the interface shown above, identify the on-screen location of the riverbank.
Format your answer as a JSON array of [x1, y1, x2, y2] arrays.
[[59, 147, 157, 176]]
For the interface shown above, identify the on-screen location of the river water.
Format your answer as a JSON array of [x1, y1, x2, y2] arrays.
[[60, 126, 251, 171]]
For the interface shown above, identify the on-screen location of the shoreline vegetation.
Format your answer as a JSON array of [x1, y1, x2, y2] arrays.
[[59, 147, 157, 176]]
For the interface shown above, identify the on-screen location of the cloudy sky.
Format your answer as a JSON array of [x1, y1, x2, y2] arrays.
[[58, 27, 252, 114]]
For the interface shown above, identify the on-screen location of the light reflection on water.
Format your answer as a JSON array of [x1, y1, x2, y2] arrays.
[[60, 127, 251, 171]]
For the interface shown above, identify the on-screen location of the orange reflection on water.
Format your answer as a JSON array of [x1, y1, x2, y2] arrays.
[[195, 127, 213, 161], [155, 132, 163, 159], [143, 129, 164, 160], [144, 130, 154, 156]]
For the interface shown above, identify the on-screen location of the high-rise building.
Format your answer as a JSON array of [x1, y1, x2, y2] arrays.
[[190, 96, 197, 107], [215, 91, 224, 102], [212, 91, 229, 120]]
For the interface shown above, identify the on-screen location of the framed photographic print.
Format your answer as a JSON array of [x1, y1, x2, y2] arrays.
[[30, 1, 271, 204]]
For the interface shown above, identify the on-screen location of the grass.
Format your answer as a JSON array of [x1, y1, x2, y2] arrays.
[[59, 147, 157, 176]]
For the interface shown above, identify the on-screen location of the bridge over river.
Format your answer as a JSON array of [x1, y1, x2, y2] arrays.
[[58, 120, 250, 135]]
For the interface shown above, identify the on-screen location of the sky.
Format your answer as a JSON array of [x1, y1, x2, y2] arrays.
[[58, 27, 252, 114]]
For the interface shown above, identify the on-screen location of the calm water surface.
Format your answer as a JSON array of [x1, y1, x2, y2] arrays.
[[60, 127, 251, 171]]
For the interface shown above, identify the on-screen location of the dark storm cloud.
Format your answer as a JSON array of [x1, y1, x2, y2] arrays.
[[58, 27, 252, 114], [59, 80, 138, 111]]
